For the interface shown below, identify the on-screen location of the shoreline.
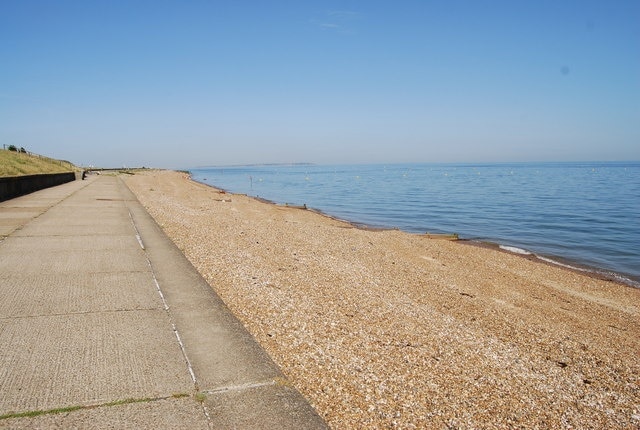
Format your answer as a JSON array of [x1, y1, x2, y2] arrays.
[[199, 174, 640, 290], [123, 170, 640, 429], [466, 239, 640, 289]]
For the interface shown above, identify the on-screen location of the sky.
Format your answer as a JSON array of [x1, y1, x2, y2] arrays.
[[1, 1, 639, 168]]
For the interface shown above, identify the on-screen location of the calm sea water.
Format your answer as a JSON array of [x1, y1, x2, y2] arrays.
[[191, 162, 640, 287]]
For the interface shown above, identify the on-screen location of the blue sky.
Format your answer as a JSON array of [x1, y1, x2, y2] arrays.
[[1, 1, 638, 168]]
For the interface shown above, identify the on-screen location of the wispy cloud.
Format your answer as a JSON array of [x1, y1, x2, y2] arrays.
[[327, 10, 359, 19], [313, 10, 360, 34]]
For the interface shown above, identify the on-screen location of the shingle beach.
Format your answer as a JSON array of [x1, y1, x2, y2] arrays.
[[124, 170, 639, 429]]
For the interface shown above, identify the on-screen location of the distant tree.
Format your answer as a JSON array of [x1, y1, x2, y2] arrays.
[[8, 145, 17, 152], [19, 147, 27, 153]]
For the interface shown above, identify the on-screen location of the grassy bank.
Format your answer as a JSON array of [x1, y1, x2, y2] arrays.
[[0, 150, 76, 177]]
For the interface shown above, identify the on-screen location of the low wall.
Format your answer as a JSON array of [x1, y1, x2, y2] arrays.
[[0, 172, 76, 202]]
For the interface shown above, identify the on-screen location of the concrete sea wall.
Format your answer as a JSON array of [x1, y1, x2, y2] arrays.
[[0, 172, 76, 202]]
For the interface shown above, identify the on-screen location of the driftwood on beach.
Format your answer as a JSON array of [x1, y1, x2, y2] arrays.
[[124, 170, 639, 429]]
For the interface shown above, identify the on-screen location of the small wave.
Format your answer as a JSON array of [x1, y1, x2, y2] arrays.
[[536, 255, 640, 288], [499, 245, 532, 255], [609, 273, 640, 289], [536, 255, 590, 272]]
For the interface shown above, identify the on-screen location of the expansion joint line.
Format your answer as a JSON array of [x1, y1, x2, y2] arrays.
[[128, 210, 146, 250], [204, 379, 278, 395], [125, 205, 213, 427]]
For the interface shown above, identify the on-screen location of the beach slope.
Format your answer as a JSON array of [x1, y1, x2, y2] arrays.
[[124, 170, 639, 429]]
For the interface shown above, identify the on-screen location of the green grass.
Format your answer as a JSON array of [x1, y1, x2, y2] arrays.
[[0, 405, 86, 420], [0, 150, 76, 177], [0, 393, 193, 420]]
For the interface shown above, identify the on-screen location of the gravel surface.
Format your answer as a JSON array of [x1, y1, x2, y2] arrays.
[[124, 170, 640, 429]]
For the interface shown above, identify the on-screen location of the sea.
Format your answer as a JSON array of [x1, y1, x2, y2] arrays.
[[190, 162, 640, 288]]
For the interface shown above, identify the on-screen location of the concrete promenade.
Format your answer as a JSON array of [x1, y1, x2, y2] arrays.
[[0, 174, 327, 429]]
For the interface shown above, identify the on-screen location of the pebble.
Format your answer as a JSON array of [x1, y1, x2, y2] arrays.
[[125, 170, 640, 429]]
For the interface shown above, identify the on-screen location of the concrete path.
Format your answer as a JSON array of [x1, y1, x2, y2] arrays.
[[0, 174, 327, 429]]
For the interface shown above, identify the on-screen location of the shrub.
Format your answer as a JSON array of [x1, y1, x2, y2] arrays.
[[8, 145, 17, 151]]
